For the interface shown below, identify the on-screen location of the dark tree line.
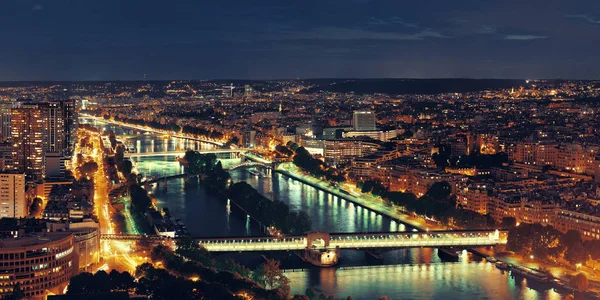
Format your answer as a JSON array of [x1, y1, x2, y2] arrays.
[[114, 145, 134, 181], [368, 181, 495, 229], [108, 114, 227, 141], [113, 115, 181, 133], [182, 151, 231, 191], [507, 224, 600, 266], [78, 161, 98, 178], [229, 182, 312, 235], [290, 144, 345, 182], [148, 242, 288, 299], [68, 270, 135, 294]]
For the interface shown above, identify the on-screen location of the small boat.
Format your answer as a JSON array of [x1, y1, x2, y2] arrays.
[[486, 256, 498, 263], [496, 261, 510, 270], [249, 169, 266, 177], [510, 265, 549, 282]]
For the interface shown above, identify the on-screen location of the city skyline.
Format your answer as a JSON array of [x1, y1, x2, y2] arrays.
[[2, 1, 600, 298], [0, 79, 599, 299], [1, 0, 600, 81]]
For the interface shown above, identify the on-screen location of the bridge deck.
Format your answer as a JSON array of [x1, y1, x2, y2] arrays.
[[198, 231, 506, 252], [125, 149, 247, 157], [102, 230, 507, 252]]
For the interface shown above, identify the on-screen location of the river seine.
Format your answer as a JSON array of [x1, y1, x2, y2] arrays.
[[83, 118, 564, 299]]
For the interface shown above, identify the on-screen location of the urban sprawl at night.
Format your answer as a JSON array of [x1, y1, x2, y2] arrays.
[[0, 79, 599, 299], [1, 0, 600, 299]]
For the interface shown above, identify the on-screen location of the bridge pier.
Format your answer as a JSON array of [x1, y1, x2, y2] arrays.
[[437, 247, 461, 261], [302, 247, 340, 267]]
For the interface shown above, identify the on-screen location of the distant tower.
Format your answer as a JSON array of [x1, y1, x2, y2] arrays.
[[223, 84, 234, 97], [279, 101, 282, 112], [143, 74, 147, 81], [0, 103, 12, 141], [244, 85, 253, 97]]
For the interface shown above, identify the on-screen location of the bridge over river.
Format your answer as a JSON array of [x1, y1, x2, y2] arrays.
[[101, 230, 507, 266], [124, 148, 248, 159]]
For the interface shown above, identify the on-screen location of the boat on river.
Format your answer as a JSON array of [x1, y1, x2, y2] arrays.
[[486, 256, 498, 263], [249, 169, 266, 177], [510, 265, 548, 282], [495, 261, 511, 270]]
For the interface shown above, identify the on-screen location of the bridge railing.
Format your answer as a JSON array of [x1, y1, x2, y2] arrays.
[[199, 237, 307, 252], [100, 230, 507, 251], [328, 231, 506, 249]]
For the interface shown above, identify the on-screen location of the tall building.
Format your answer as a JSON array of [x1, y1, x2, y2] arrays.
[[0, 173, 26, 218], [63, 99, 77, 151], [0, 103, 12, 141], [222, 83, 234, 97], [352, 111, 376, 131], [10, 101, 73, 179], [42, 102, 66, 153], [243, 130, 257, 148], [11, 104, 45, 179]]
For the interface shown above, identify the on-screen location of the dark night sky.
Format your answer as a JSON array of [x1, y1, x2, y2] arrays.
[[1, 0, 599, 80]]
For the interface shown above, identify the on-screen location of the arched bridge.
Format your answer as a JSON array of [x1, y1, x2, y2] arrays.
[[226, 161, 272, 171]]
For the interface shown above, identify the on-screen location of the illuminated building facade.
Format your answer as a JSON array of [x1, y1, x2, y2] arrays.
[[457, 183, 490, 215], [0, 232, 75, 299], [10, 101, 71, 180], [71, 227, 100, 271], [42, 102, 66, 153], [323, 139, 379, 165], [11, 104, 45, 179], [0, 173, 26, 219]]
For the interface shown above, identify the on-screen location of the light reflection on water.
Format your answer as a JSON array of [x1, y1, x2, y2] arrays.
[[81, 119, 566, 299]]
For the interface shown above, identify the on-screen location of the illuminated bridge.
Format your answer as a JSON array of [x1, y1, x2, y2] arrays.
[[196, 230, 506, 252], [124, 148, 248, 159], [226, 161, 272, 171], [101, 230, 506, 266], [102, 234, 168, 241]]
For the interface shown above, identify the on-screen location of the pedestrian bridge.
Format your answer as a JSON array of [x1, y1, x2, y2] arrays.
[[101, 230, 507, 251]]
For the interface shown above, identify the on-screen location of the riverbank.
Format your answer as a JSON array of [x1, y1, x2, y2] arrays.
[[275, 163, 429, 231], [473, 246, 600, 297]]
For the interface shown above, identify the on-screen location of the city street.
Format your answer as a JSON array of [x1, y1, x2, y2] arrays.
[[75, 129, 148, 274]]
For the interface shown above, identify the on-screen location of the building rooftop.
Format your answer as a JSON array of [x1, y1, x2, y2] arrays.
[[0, 231, 72, 249]]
